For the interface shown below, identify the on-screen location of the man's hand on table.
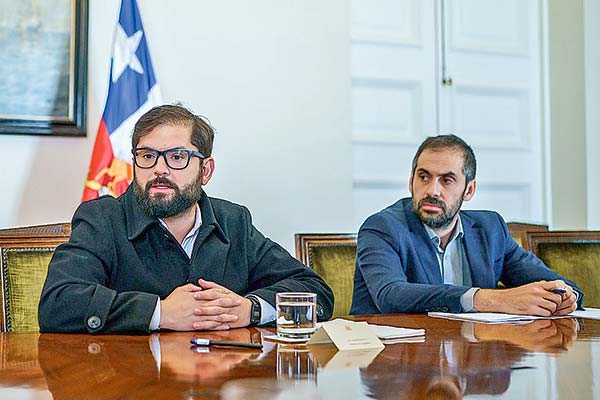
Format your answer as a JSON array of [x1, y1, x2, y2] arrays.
[[159, 281, 243, 331], [473, 280, 576, 316]]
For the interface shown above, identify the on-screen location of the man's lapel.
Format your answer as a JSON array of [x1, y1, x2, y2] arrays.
[[461, 213, 496, 288], [403, 199, 443, 284]]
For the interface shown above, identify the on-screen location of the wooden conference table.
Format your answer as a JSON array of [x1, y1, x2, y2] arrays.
[[0, 314, 599, 399]]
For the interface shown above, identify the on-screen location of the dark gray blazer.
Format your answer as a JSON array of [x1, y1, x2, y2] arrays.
[[351, 198, 583, 314], [39, 186, 333, 333]]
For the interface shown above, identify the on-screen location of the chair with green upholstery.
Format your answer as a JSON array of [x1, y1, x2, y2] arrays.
[[525, 230, 600, 308], [0, 223, 71, 332], [507, 222, 548, 250], [295, 233, 357, 317]]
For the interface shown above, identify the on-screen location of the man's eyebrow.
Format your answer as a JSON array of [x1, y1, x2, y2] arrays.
[[440, 171, 458, 178], [416, 168, 458, 177]]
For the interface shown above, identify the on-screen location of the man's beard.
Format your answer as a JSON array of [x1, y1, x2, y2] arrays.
[[134, 175, 203, 218], [412, 194, 463, 229]]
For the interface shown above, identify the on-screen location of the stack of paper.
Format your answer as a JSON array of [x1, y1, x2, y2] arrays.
[[571, 308, 600, 320], [368, 324, 426, 344], [428, 312, 565, 324], [428, 308, 600, 323]]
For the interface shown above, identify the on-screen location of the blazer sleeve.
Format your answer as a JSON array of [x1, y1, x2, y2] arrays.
[[496, 214, 584, 308], [355, 214, 471, 313], [240, 206, 334, 321], [38, 201, 158, 333]]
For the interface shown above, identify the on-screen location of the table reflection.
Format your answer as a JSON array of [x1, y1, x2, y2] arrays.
[[38, 333, 160, 399], [276, 344, 317, 382], [359, 318, 578, 400], [0, 315, 596, 400], [471, 318, 578, 353], [36, 330, 270, 400], [0, 333, 46, 391], [162, 329, 265, 382]]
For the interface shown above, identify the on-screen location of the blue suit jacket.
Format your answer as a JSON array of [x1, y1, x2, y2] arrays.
[[350, 198, 584, 314]]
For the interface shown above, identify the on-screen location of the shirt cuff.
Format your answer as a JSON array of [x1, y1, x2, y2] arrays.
[[149, 298, 161, 330], [256, 296, 277, 325], [460, 287, 480, 312]]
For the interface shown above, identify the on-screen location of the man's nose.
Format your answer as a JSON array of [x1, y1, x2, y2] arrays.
[[426, 180, 441, 197], [153, 154, 170, 176]]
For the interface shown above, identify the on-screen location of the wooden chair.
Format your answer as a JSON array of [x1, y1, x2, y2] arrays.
[[295, 233, 357, 317], [0, 223, 71, 332], [507, 222, 548, 250], [525, 230, 600, 308]]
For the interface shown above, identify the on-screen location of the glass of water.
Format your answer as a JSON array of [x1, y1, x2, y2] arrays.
[[276, 292, 317, 340]]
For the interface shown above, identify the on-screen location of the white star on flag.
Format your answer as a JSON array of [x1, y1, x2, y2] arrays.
[[112, 24, 144, 82]]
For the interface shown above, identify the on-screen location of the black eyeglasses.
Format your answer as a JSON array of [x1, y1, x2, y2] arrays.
[[132, 147, 206, 170]]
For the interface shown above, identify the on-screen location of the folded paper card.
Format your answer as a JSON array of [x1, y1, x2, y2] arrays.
[[307, 319, 385, 350]]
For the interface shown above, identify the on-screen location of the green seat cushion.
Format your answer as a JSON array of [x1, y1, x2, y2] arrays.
[[3, 249, 54, 332], [309, 245, 356, 317], [537, 243, 600, 308]]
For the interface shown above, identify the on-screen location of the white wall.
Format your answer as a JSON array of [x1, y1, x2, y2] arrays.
[[0, 0, 353, 252], [547, 0, 587, 229], [585, 0, 600, 229]]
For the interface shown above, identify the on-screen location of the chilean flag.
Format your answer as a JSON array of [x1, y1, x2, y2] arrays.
[[83, 0, 161, 201]]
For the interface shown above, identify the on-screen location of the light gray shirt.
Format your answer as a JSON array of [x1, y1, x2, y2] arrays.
[[424, 216, 479, 312]]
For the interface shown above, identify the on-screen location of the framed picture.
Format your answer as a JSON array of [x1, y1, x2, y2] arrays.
[[0, 0, 88, 136]]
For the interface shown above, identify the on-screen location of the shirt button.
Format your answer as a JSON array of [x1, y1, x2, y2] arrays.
[[87, 316, 102, 329]]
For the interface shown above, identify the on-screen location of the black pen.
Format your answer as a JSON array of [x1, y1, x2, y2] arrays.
[[190, 338, 263, 349]]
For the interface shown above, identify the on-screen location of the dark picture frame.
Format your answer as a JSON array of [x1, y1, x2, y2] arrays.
[[0, 0, 88, 137]]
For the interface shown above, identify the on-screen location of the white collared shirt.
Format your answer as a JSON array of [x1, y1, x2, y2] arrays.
[[423, 216, 478, 312]]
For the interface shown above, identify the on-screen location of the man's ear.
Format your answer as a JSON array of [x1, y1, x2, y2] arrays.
[[463, 179, 476, 201], [200, 157, 215, 185], [409, 174, 414, 194]]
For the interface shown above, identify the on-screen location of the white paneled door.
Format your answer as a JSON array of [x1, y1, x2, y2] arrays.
[[351, 0, 437, 228], [351, 0, 545, 229]]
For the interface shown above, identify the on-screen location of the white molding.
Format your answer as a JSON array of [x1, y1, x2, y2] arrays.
[[450, 82, 530, 149], [351, 0, 422, 47], [448, 0, 529, 57], [352, 77, 423, 144]]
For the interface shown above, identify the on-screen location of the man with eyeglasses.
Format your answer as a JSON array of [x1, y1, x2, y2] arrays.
[[39, 104, 334, 333]]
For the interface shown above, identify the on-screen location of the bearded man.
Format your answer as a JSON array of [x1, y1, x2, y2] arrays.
[[39, 104, 333, 333], [350, 134, 583, 316]]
